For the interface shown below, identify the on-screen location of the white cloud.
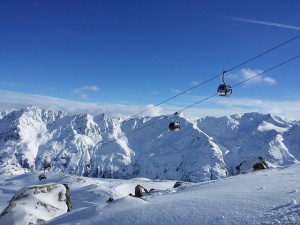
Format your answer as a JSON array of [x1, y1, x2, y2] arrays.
[[203, 97, 300, 120], [159, 93, 300, 120], [228, 68, 277, 86], [190, 81, 199, 86], [144, 104, 162, 117], [227, 17, 300, 31], [0, 90, 300, 120], [73, 85, 100, 93], [263, 77, 277, 85], [0, 90, 162, 119], [72, 85, 100, 99]]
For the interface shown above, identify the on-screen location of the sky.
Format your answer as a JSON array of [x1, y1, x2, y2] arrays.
[[0, 0, 300, 119]]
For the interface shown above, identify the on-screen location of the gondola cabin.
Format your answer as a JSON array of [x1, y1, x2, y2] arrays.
[[169, 121, 180, 131], [217, 84, 232, 96], [39, 174, 46, 180]]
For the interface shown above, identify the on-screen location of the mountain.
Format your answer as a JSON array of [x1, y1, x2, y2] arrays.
[[0, 106, 299, 182], [198, 113, 300, 174]]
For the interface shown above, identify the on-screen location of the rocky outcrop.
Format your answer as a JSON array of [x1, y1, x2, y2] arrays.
[[0, 183, 71, 225], [235, 157, 270, 174]]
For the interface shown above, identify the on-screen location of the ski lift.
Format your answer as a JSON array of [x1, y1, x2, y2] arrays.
[[217, 71, 232, 96], [169, 112, 181, 131], [42, 161, 52, 171], [38, 174, 46, 180], [169, 121, 180, 131]]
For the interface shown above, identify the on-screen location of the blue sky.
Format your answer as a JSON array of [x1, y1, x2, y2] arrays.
[[0, 0, 300, 119]]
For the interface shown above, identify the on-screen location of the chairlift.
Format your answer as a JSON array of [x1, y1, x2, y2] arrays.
[[169, 111, 181, 131], [217, 71, 232, 96]]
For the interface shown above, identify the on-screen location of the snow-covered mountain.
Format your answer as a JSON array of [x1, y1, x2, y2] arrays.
[[0, 106, 299, 182], [198, 113, 300, 174]]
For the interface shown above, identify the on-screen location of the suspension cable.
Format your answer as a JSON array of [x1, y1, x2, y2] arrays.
[[99, 54, 300, 146], [125, 34, 300, 119], [96, 34, 300, 140]]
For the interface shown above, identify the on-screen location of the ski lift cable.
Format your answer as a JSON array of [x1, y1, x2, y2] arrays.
[[225, 34, 300, 73], [96, 34, 300, 139], [178, 54, 300, 113], [100, 119, 163, 146], [124, 34, 300, 119], [231, 54, 300, 88], [99, 54, 300, 146]]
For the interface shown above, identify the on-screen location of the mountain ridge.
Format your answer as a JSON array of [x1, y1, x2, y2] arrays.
[[0, 106, 299, 182]]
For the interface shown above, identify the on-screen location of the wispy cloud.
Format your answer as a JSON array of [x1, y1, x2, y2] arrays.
[[211, 96, 300, 120], [170, 88, 181, 94], [149, 91, 159, 95], [73, 85, 100, 93], [228, 68, 277, 86], [227, 17, 300, 30], [0, 90, 162, 119], [1, 90, 299, 120], [164, 94, 300, 120], [72, 85, 100, 99], [190, 81, 199, 86]]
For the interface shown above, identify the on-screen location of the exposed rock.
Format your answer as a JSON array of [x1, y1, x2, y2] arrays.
[[63, 183, 72, 211], [236, 156, 270, 174], [173, 181, 184, 188], [0, 183, 71, 225], [129, 185, 150, 198], [252, 162, 267, 171]]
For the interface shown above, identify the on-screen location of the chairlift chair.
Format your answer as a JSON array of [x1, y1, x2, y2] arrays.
[[217, 71, 232, 96]]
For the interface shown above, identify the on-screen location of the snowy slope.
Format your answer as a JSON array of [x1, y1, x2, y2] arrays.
[[0, 183, 69, 225], [198, 113, 300, 174], [0, 107, 300, 182], [0, 164, 300, 225]]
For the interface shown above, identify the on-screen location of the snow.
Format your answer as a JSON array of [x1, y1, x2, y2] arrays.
[[0, 164, 300, 224], [258, 121, 289, 132], [0, 178, 68, 225], [1, 107, 300, 224]]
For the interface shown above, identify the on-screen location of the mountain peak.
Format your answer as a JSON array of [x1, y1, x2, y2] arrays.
[[0, 106, 299, 181]]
